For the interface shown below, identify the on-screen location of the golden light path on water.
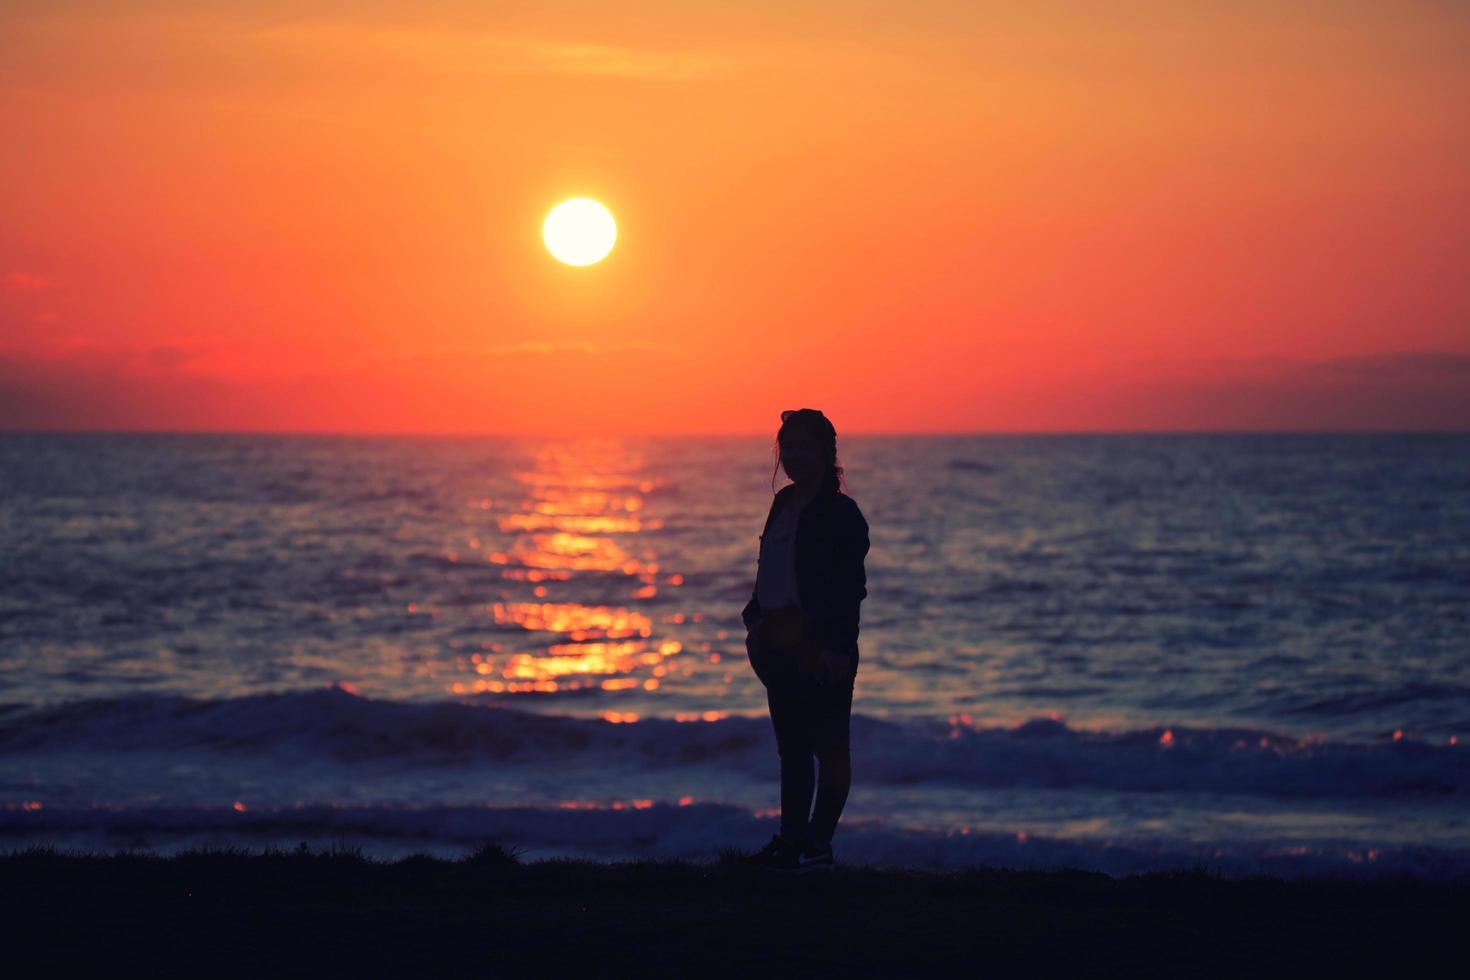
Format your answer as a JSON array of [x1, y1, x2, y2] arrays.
[[445, 442, 727, 726]]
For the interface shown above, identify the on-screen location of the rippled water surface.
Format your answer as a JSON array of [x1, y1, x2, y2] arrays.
[[2, 433, 1467, 874]]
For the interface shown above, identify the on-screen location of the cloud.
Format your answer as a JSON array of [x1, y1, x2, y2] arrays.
[[2, 343, 1465, 433], [484, 340, 680, 356], [1088, 349, 1470, 431], [1294, 350, 1470, 382], [1, 271, 57, 293], [2, 341, 212, 376], [0, 346, 379, 432], [143, 344, 210, 370], [252, 23, 736, 82], [352, 339, 683, 363], [1118, 350, 1470, 386]]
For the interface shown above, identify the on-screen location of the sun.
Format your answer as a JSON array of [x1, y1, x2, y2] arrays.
[[543, 198, 617, 266]]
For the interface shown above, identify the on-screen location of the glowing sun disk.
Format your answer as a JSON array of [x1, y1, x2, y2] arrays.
[[543, 198, 617, 266]]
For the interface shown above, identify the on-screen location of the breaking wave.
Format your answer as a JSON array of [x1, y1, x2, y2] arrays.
[[2, 688, 1465, 801]]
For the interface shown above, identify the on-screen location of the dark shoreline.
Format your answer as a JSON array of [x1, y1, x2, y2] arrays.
[[5, 843, 1465, 977]]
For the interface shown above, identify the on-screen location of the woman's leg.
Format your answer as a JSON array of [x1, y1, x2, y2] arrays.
[[766, 680, 815, 845], [808, 743, 851, 846], [807, 673, 856, 846]]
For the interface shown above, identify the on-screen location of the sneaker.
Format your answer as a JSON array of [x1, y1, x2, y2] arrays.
[[743, 834, 803, 871], [798, 839, 835, 873]]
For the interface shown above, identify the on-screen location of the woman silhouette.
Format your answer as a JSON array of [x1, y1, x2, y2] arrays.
[[741, 409, 870, 872]]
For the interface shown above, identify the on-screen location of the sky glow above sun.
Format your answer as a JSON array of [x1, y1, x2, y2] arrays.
[[543, 198, 617, 266], [1, 2, 1467, 434]]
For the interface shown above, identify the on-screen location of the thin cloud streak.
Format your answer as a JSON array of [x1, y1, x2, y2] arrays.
[[251, 22, 738, 81], [1, 271, 57, 293], [2, 345, 1465, 433], [352, 340, 684, 363]]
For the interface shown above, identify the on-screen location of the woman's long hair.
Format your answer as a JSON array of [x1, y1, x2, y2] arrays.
[[770, 408, 846, 495]]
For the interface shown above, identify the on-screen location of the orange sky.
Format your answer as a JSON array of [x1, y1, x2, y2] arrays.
[[2, 1, 1468, 434]]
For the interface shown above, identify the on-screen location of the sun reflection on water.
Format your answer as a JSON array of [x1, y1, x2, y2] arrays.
[[447, 441, 691, 706]]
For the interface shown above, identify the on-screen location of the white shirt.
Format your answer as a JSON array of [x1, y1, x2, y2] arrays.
[[756, 494, 808, 610]]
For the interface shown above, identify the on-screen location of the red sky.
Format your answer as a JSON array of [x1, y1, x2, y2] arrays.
[[2, 1, 1468, 434]]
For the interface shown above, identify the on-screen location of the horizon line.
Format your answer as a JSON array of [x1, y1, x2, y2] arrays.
[[3, 427, 1468, 438]]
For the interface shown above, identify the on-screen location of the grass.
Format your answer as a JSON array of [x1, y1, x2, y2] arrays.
[[3, 841, 1465, 977]]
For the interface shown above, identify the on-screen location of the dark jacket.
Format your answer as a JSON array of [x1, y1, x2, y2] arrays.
[[741, 481, 870, 664]]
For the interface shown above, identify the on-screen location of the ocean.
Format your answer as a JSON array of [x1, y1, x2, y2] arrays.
[[2, 432, 1467, 876]]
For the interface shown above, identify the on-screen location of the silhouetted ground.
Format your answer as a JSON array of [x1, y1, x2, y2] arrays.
[[3, 842, 1464, 977]]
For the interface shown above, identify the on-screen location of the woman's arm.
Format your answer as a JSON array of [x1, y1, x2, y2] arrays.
[[742, 492, 785, 631], [824, 504, 870, 654]]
